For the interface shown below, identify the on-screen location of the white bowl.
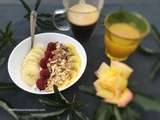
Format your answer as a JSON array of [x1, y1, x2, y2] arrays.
[[8, 33, 87, 94]]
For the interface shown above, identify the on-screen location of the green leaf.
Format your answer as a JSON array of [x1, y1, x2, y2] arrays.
[[149, 60, 160, 80], [0, 22, 16, 50], [0, 38, 10, 50], [71, 101, 86, 109], [138, 45, 159, 55], [0, 51, 2, 56], [39, 97, 62, 107], [37, 19, 55, 30], [74, 110, 90, 120], [24, 13, 30, 20], [30, 109, 66, 118], [53, 85, 69, 104], [151, 24, 160, 44], [0, 30, 4, 36], [10, 38, 17, 45], [78, 85, 96, 96], [37, 19, 55, 29], [0, 98, 19, 120], [34, 0, 42, 11], [114, 106, 122, 120], [19, 0, 31, 13], [0, 82, 18, 91], [43, 116, 59, 120], [94, 102, 112, 120], [134, 94, 160, 112], [0, 57, 5, 67], [66, 114, 71, 120], [5, 22, 12, 35], [125, 107, 140, 120]]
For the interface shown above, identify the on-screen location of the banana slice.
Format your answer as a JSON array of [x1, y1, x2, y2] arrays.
[[70, 70, 77, 80], [21, 44, 45, 86], [24, 55, 39, 63], [32, 48, 44, 56], [34, 44, 45, 51], [22, 65, 39, 86], [28, 52, 42, 61], [66, 44, 77, 55], [22, 60, 38, 67], [96, 62, 110, 79], [70, 56, 81, 63], [72, 62, 80, 71]]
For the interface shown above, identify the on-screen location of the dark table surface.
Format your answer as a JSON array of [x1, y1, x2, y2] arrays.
[[0, 1, 160, 120]]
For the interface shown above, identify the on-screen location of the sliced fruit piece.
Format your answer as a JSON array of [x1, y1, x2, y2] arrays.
[[94, 79, 115, 102], [24, 55, 38, 63], [21, 44, 45, 86], [22, 65, 39, 86], [70, 70, 77, 80], [70, 55, 81, 63], [34, 44, 45, 51], [72, 62, 80, 71], [111, 61, 133, 79], [66, 44, 77, 55], [115, 76, 128, 97], [117, 88, 133, 108], [22, 60, 38, 67], [95, 62, 110, 79], [32, 48, 44, 56], [98, 78, 116, 93], [28, 51, 42, 60]]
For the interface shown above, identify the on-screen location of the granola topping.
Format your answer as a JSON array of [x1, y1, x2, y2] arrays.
[[44, 42, 76, 91], [36, 42, 81, 92]]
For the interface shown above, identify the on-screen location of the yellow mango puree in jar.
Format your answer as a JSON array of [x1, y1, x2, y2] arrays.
[[104, 23, 141, 60]]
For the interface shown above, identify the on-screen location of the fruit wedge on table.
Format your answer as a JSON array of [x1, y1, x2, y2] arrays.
[[94, 61, 133, 108], [111, 61, 133, 79], [95, 62, 110, 79], [95, 62, 130, 93], [96, 61, 133, 79]]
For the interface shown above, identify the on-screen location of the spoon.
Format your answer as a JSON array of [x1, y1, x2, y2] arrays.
[[30, 10, 37, 49]]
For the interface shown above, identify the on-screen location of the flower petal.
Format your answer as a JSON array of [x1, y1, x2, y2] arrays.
[[99, 79, 116, 93], [111, 61, 133, 79], [94, 80, 114, 100], [117, 89, 133, 108], [95, 62, 110, 79], [115, 76, 128, 97]]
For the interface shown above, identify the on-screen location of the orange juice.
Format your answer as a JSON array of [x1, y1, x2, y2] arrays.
[[104, 23, 141, 60]]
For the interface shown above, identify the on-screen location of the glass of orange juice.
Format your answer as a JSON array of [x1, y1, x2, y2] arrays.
[[104, 11, 150, 61]]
